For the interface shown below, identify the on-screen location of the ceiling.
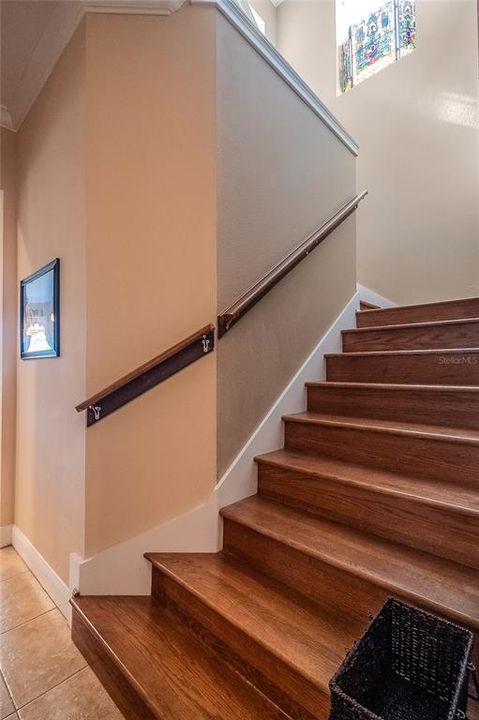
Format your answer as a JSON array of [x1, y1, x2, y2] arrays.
[[0, 0, 183, 130], [1, 2, 56, 121], [0, 0, 283, 130]]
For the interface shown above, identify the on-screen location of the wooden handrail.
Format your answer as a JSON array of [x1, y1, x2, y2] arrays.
[[76, 324, 215, 426], [218, 190, 368, 337]]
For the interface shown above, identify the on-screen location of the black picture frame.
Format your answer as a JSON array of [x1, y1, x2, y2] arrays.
[[20, 259, 60, 359]]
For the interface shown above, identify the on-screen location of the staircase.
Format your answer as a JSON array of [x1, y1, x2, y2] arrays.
[[71, 296, 479, 720]]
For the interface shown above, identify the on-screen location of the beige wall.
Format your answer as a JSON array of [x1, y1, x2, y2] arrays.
[[15, 26, 87, 581], [11, 3, 362, 571], [83, 7, 217, 556], [13, 6, 218, 569], [276, 0, 479, 304], [216, 13, 357, 473], [0, 128, 17, 528]]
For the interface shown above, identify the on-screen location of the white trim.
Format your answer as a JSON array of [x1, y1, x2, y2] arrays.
[[215, 290, 359, 506], [11, 526, 72, 624], [8, 0, 359, 159], [0, 524, 13, 548], [85, 0, 186, 15], [357, 283, 397, 309], [8, 0, 187, 131], [192, 0, 359, 156], [77, 291, 360, 595]]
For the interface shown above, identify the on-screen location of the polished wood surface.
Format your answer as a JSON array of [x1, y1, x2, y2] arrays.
[[76, 324, 214, 412], [343, 317, 479, 352], [221, 495, 479, 631], [307, 381, 479, 429], [72, 595, 291, 720], [326, 348, 479, 385], [256, 450, 479, 568], [283, 412, 479, 486], [356, 296, 479, 328], [147, 552, 363, 720], [73, 293, 479, 720], [359, 300, 380, 311]]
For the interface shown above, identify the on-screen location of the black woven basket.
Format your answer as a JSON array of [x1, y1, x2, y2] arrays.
[[329, 598, 474, 720]]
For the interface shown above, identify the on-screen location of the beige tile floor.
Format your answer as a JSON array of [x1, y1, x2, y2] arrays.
[[0, 546, 124, 720]]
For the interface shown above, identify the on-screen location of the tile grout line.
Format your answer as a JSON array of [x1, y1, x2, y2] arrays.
[[0, 569, 30, 585], [0, 606, 56, 637], [1, 548, 98, 719], [0, 666, 16, 718], [13, 665, 89, 714]]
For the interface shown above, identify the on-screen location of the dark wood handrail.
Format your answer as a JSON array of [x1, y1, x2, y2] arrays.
[[76, 324, 215, 426], [218, 190, 368, 337]]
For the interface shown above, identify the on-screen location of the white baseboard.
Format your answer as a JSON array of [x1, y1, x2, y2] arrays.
[[357, 283, 396, 308], [77, 290, 360, 595], [12, 526, 71, 624], [0, 524, 13, 548]]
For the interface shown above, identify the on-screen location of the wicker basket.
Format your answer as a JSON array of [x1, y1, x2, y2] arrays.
[[329, 598, 474, 720]]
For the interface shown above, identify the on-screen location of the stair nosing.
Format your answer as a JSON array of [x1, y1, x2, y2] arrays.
[[305, 381, 479, 392], [355, 295, 479, 315], [221, 501, 479, 630], [282, 412, 479, 446], [326, 347, 479, 358], [343, 317, 479, 335], [71, 597, 159, 717], [255, 453, 479, 518]]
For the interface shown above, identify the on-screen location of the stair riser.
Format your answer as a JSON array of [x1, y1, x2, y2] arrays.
[[326, 351, 479, 385], [356, 299, 479, 328], [284, 421, 479, 487], [223, 518, 476, 632], [343, 321, 479, 353], [223, 518, 387, 621], [307, 385, 479, 430], [72, 608, 155, 720], [151, 567, 329, 720], [258, 464, 479, 569]]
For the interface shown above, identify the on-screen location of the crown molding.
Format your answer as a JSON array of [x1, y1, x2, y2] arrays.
[[0, 105, 15, 132], [8, 0, 187, 131], [192, 0, 359, 156], [85, 0, 186, 14]]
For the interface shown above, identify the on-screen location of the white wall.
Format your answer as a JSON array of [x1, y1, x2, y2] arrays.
[[276, 0, 479, 304]]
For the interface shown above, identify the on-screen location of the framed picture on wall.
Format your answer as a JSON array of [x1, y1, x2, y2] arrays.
[[20, 259, 60, 359]]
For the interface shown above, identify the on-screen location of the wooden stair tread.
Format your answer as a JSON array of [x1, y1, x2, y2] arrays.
[[306, 381, 479, 392], [146, 552, 360, 694], [346, 317, 479, 334], [343, 317, 479, 353], [359, 300, 380, 310], [72, 595, 291, 720], [256, 449, 479, 515], [221, 496, 479, 630], [283, 411, 479, 444], [327, 347, 479, 358], [356, 296, 479, 328], [358, 295, 479, 313]]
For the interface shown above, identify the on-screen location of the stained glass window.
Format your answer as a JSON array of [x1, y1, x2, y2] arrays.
[[337, 0, 416, 94], [398, 0, 416, 57]]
